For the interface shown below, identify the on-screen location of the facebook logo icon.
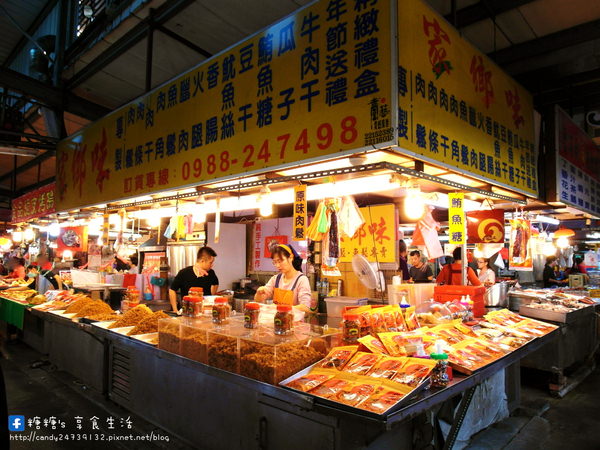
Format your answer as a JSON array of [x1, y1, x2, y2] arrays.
[[8, 415, 25, 432]]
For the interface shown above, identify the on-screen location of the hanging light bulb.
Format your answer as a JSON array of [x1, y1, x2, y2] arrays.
[[12, 228, 23, 243], [258, 186, 273, 217], [543, 242, 557, 256], [23, 227, 35, 242], [97, 237, 104, 246], [404, 184, 425, 220], [556, 236, 570, 249], [62, 250, 73, 261], [48, 221, 61, 237]]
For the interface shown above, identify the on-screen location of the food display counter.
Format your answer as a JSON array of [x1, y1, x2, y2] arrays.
[[12, 289, 562, 449]]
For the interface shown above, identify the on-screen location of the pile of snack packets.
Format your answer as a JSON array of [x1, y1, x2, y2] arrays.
[[281, 308, 557, 415]]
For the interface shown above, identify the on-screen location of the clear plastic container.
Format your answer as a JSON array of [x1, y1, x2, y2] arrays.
[[244, 302, 260, 329], [414, 300, 453, 327], [274, 304, 293, 335], [212, 297, 231, 325]]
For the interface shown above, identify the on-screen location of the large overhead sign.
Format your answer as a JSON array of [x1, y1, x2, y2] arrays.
[[56, 0, 395, 211], [396, 0, 538, 197]]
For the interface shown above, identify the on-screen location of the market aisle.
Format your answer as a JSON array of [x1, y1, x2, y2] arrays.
[[1, 341, 190, 449], [467, 361, 600, 450]]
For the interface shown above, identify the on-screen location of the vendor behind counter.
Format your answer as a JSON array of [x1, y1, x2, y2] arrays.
[[168, 247, 219, 312], [437, 247, 482, 286]]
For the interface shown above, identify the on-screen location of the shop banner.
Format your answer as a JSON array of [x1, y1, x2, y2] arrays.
[[339, 204, 396, 263], [508, 218, 533, 271], [448, 193, 465, 245], [397, 0, 537, 197], [555, 106, 600, 217], [292, 185, 307, 241], [56, 0, 396, 211], [11, 183, 56, 223], [466, 209, 504, 243]]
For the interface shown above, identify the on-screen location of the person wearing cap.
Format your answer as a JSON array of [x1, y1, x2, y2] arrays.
[[169, 246, 219, 313], [254, 244, 314, 311]]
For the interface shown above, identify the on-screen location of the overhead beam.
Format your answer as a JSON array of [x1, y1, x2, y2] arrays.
[[444, 0, 535, 28], [156, 25, 212, 58], [65, 0, 196, 90], [492, 19, 600, 66], [0, 150, 55, 185], [2, 0, 59, 67], [14, 176, 55, 197], [518, 66, 600, 95], [0, 67, 110, 120]]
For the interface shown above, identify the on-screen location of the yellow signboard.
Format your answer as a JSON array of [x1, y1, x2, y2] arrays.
[[340, 204, 396, 263], [292, 184, 307, 241], [448, 193, 465, 244], [56, 0, 395, 211], [397, 0, 537, 197]]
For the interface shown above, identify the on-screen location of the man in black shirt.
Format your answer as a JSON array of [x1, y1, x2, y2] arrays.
[[169, 246, 219, 312], [408, 250, 433, 282]]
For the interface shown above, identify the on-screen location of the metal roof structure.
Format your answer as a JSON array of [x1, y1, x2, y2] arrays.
[[0, 0, 599, 216]]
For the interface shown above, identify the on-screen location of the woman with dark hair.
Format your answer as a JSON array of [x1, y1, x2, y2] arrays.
[[569, 255, 587, 275], [254, 244, 313, 310], [477, 257, 496, 286], [436, 247, 482, 286], [543, 255, 566, 288]]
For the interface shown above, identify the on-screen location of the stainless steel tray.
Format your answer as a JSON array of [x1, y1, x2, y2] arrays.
[[518, 304, 594, 323], [279, 361, 429, 419]]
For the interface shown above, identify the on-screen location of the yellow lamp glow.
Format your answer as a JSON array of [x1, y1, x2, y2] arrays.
[[556, 236, 570, 249], [404, 186, 425, 221]]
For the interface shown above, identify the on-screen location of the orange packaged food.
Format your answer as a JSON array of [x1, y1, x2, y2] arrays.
[[359, 383, 413, 414], [343, 352, 382, 376], [309, 377, 354, 399], [357, 335, 389, 355], [367, 356, 407, 380], [403, 306, 420, 331], [378, 332, 407, 357], [285, 371, 336, 392], [393, 357, 437, 387], [317, 346, 358, 370], [348, 305, 373, 337], [334, 381, 379, 407], [369, 307, 388, 333]]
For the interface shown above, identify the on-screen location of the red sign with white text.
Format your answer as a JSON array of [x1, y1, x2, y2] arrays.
[[11, 183, 56, 223]]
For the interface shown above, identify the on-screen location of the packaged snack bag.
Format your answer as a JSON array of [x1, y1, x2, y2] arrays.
[[285, 370, 336, 392], [309, 376, 354, 399], [342, 352, 382, 376], [334, 380, 380, 407], [317, 346, 359, 370], [393, 357, 437, 387], [358, 382, 413, 414], [367, 356, 407, 380], [357, 335, 389, 355]]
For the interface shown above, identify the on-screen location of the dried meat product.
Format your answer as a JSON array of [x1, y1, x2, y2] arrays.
[[285, 371, 336, 392], [87, 313, 119, 322], [369, 308, 388, 333], [359, 384, 412, 414], [317, 346, 358, 370], [343, 352, 382, 376], [357, 335, 388, 355], [377, 332, 407, 357], [108, 304, 153, 329], [367, 356, 407, 380], [328, 210, 339, 261], [403, 306, 420, 331], [207, 334, 238, 373], [393, 357, 436, 387], [64, 297, 93, 314], [334, 381, 378, 407], [310, 377, 353, 399], [75, 300, 114, 318], [128, 311, 170, 335], [382, 307, 398, 331]]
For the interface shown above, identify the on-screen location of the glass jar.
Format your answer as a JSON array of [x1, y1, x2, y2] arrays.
[[342, 313, 360, 344], [189, 297, 203, 318], [274, 304, 293, 335], [126, 287, 140, 308], [182, 295, 193, 317], [244, 302, 260, 329], [212, 297, 230, 325], [430, 353, 450, 388]]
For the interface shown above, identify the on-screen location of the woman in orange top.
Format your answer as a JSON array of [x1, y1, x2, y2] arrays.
[[437, 248, 482, 286], [2, 257, 26, 280]]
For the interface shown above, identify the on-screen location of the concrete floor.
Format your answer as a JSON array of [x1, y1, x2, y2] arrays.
[[2, 339, 599, 449], [466, 362, 600, 450], [1, 340, 189, 450]]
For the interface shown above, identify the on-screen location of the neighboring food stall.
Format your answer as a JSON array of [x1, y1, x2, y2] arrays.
[[3, 0, 598, 448]]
